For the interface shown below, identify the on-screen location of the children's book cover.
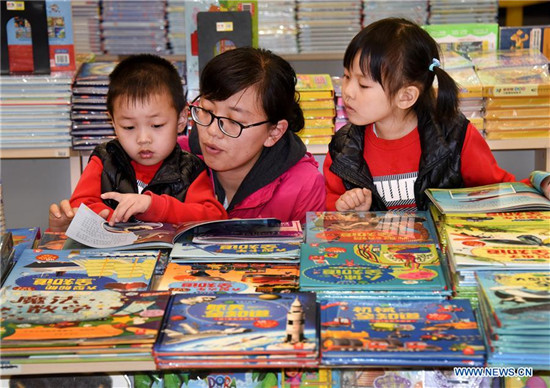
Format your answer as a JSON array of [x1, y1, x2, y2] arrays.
[[425, 182, 550, 214], [444, 223, 550, 268], [5, 0, 76, 72], [476, 271, 550, 329], [170, 242, 301, 261], [1, 249, 160, 292], [443, 211, 550, 225], [190, 220, 303, 244], [132, 370, 279, 388], [36, 231, 68, 250], [154, 292, 318, 356], [305, 211, 438, 244], [296, 74, 334, 100], [300, 243, 447, 292], [6, 227, 40, 263], [155, 262, 299, 294], [499, 25, 550, 58], [0, 289, 171, 347], [320, 298, 485, 366]]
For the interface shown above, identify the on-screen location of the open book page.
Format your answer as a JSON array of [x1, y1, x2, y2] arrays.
[[65, 204, 138, 248]]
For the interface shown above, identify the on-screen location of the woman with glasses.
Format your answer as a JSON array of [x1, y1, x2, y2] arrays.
[[180, 47, 326, 223]]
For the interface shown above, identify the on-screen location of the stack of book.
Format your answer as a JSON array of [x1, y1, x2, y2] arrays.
[[331, 76, 349, 132], [427, 0, 498, 24], [425, 180, 550, 305], [295, 74, 336, 146], [258, 0, 298, 54], [71, 0, 102, 54], [153, 292, 319, 369], [1, 289, 171, 364], [476, 271, 550, 369], [100, 0, 169, 55], [0, 72, 74, 150], [470, 49, 550, 140], [320, 298, 485, 366], [441, 50, 484, 131], [300, 211, 452, 299], [362, 0, 428, 26], [296, 0, 362, 54], [166, 0, 186, 55], [71, 61, 116, 151]]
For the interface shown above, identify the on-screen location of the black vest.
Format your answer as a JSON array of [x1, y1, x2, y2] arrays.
[[329, 113, 469, 210], [91, 139, 206, 210]]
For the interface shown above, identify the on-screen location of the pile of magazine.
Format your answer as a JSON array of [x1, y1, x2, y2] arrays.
[[476, 271, 550, 370], [153, 292, 319, 368], [300, 211, 452, 299]]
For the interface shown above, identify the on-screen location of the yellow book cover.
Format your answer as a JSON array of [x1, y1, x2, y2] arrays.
[[302, 108, 336, 119], [299, 99, 335, 110], [299, 127, 334, 136], [304, 118, 335, 129], [296, 74, 334, 100]]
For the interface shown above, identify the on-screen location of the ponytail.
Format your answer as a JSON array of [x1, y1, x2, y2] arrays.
[[432, 66, 460, 124]]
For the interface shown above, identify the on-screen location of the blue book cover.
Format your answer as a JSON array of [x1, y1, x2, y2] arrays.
[[154, 293, 318, 356], [2, 248, 159, 292], [7, 227, 40, 263], [320, 299, 485, 366], [305, 211, 438, 245], [300, 243, 448, 292], [476, 271, 550, 330]]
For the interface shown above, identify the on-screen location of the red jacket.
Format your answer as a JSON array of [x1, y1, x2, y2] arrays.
[[70, 155, 227, 223]]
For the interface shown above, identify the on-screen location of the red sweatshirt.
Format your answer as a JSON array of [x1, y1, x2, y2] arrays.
[[70, 156, 227, 223], [324, 123, 519, 210]]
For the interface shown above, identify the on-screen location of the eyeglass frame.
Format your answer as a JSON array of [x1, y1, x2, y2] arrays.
[[189, 97, 272, 138]]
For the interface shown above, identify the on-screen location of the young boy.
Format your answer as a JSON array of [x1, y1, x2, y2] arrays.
[[49, 54, 226, 230]]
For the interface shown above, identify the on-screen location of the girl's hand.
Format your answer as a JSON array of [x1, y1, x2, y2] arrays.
[[101, 192, 152, 225], [335, 188, 372, 211]]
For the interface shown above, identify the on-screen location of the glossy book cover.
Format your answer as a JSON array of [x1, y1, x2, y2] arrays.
[[2, 249, 159, 292], [0, 289, 171, 347], [155, 262, 299, 294], [320, 298, 485, 366], [154, 293, 318, 356], [305, 211, 438, 245], [300, 243, 447, 292]]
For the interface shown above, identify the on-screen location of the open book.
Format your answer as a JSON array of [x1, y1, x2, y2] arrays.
[[425, 177, 550, 215], [64, 203, 294, 250]]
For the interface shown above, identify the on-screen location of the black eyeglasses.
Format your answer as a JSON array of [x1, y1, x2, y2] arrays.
[[190, 101, 271, 138]]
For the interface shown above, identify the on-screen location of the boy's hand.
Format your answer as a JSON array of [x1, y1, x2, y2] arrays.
[[335, 188, 372, 211], [49, 200, 77, 232], [101, 192, 152, 225]]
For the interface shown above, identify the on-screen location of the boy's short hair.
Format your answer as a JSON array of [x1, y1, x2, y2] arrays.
[[106, 54, 186, 116]]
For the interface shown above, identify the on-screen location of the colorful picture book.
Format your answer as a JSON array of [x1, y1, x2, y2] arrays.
[[296, 74, 335, 100], [1, 249, 160, 292], [299, 242, 448, 294], [6, 227, 40, 263], [155, 262, 300, 294], [64, 203, 286, 250], [169, 241, 301, 263], [320, 298, 485, 366], [1, 289, 171, 348], [425, 181, 550, 214], [305, 211, 438, 244], [154, 292, 318, 368], [476, 271, 550, 369]]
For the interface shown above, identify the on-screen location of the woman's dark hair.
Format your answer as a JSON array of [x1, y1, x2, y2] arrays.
[[343, 18, 459, 124], [106, 54, 186, 116], [199, 47, 304, 132]]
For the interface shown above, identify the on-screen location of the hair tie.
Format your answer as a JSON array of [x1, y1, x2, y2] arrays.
[[429, 58, 440, 72]]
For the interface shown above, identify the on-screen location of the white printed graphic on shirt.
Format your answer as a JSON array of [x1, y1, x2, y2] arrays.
[[137, 179, 146, 194], [373, 172, 417, 208]]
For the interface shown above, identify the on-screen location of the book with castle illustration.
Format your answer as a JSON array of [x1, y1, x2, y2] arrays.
[[64, 203, 288, 250], [153, 292, 318, 365]]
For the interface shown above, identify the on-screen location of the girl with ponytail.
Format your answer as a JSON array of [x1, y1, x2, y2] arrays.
[[324, 18, 549, 211]]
